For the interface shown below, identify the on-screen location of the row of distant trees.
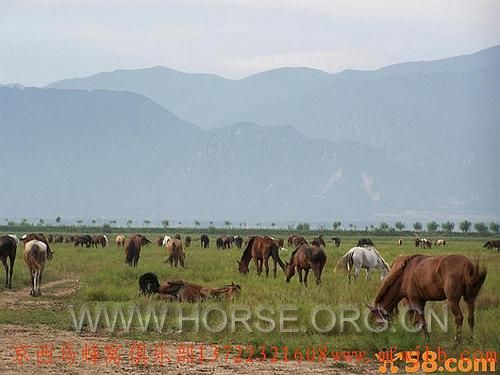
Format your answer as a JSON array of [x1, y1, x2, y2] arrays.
[[2, 217, 498, 234]]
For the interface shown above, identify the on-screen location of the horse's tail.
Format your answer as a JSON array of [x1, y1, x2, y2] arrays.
[[139, 272, 160, 295], [104, 235, 108, 247], [271, 243, 286, 270], [464, 260, 487, 301], [334, 250, 353, 272]]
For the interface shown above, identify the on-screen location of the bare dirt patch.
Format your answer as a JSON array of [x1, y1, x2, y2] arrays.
[[0, 279, 80, 310], [0, 324, 380, 374]]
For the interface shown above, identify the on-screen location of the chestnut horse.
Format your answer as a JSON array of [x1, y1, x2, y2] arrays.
[[311, 236, 326, 247], [368, 254, 486, 343], [23, 240, 50, 296], [139, 273, 240, 302], [124, 234, 151, 267], [166, 239, 185, 267], [285, 245, 327, 286], [0, 235, 17, 288], [238, 236, 285, 277]]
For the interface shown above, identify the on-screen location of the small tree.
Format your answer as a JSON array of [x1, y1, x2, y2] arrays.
[[459, 220, 471, 233], [441, 221, 454, 233], [76, 219, 83, 226], [194, 220, 200, 227], [427, 221, 439, 233], [127, 220, 133, 228], [55, 216, 61, 224], [413, 222, 422, 232], [38, 218, 45, 226], [224, 220, 231, 228], [332, 221, 341, 231], [379, 222, 389, 231], [296, 222, 310, 231], [395, 221, 405, 231], [488, 222, 499, 234], [161, 220, 169, 229], [474, 222, 489, 234], [144, 220, 151, 228], [91, 219, 96, 226]]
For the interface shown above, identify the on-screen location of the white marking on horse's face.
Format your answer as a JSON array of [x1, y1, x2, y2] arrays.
[[21, 234, 27, 240]]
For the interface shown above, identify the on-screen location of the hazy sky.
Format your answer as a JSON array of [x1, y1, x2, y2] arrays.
[[1, 1, 500, 86]]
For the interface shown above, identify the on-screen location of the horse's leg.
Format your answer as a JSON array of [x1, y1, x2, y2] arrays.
[[272, 256, 277, 278], [448, 298, 464, 343], [303, 268, 310, 287], [312, 265, 321, 285], [37, 268, 44, 296], [410, 300, 429, 339], [8, 255, 14, 289], [253, 258, 260, 275], [366, 268, 372, 281], [264, 257, 270, 277], [464, 296, 476, 341], [1, 258, 7, 288], [297, 267, 303, 283]]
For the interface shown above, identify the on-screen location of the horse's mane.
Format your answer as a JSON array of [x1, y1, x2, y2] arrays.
[[374, 254, 421, 304], [367, 246, 390, 270], [240, 236, 255, 262]]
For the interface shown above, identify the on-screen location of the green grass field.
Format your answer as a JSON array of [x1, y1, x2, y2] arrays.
[[0, 233, 498, 360]]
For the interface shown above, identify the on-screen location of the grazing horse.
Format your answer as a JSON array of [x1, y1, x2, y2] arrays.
[[47, 234, 54, 243], [397, 239, 403, 246], [115, 235, 126, 248], [238, 236, 286, 277], [54, 234, 64, 243], [285, 245, 327, 286], [166, 239, 185, 267], [162, 235, 172, 247], [335, 246, 390, 283], [367, 254, 486, 343], [21, 233, 54, 259], [483, 240, 500, 251], [200, 234, 210, 248], [420, 238, 432, 249], [435, 239, 446, 246], [0, 235, 17, 288], [124, 235, 151, 267], [184, 236, 192, 248], [222, 236, 233, 249], [332, 237, 341, 247], [156, 236, 164, 247], [357, 238, 374, 247], [216, 237, 224, 249], [74, 234, 92, 248], [311, 236, 326, 247], [138, 273, 241, 302], [234, 236, 243, 249], [23, 240, 50, 296]]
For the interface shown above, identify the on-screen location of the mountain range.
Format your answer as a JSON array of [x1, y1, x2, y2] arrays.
[[1, 45, 499, 222]]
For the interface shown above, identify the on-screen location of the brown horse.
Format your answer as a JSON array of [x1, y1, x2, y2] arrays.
[[184, 236, 192, 248], [367, 254, 486, 343], [311, 236, 326, 247], [238, 236, 285, 277], [200, 234, 210, 248], [285, 245, 327, 286], [139, 273, 241, 302], [332, 237, 341, 247], [234, 236, 243, 249], [0, 235, 17, 288], [124, 235, 151, 267], [166, 239, 185, 267]]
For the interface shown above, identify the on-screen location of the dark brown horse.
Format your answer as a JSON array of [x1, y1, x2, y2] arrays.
[[156, 236, 164, 247], [139, 273, 241, 302], [368, 254, 486, 343], [285, 245, 327, 286], [0, 235, 17, 288], [311, 235, 326, 247], [124, 235, 151, 267], [238, 236, 286, 277], [201, 234, 210, 248], [332, 237, 341, 247], [483, 240, 500, 252], [216, 237, 224, 249], [234, 236, 243, 249], [184, 236, 192, 248], [54, 234, 64, 243]]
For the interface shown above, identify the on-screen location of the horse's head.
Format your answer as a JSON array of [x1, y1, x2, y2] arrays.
[[237, 260, 249, 274], [366, 304, 390, 324], [284, 261, 295, 282]]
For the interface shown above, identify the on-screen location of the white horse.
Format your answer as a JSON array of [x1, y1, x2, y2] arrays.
[[162, 235, 172, 247], [335, 246, 390, 283]]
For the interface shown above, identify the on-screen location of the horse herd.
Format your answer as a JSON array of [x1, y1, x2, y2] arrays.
[[0, 232, 495, 342]]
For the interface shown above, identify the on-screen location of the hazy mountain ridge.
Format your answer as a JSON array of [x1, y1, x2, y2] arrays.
[[1, 87, 428, 221]]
